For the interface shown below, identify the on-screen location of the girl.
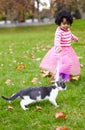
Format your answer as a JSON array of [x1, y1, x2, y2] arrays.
[[40, 9, 80, 82]]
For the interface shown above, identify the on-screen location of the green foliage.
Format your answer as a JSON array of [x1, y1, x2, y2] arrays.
[[0, 13, 4, 21], [0, 19, 85, 130], [25, 12, 31, 19]]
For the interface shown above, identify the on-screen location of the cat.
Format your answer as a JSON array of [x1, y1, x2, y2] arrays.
[[2, 77, 66, 110]]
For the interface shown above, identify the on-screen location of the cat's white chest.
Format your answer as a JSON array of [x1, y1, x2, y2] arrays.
[[50, 88, 58, 99]]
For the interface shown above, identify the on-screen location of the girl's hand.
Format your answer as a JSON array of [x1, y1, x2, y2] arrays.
[[75, 38, 78, 42], [56, 47, 62, 53]]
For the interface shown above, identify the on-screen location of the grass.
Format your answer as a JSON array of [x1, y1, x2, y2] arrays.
[[0, 19, 85, 130]]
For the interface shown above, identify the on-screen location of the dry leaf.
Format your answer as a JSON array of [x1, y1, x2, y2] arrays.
[[55, 126, 68, 130], [5, 79, 12, 85], [30, 54, 35, 59], [80, 64, 83, 68], [78, 56, 83, 59], [34, 58, 41, 61], [41, 69, 52, 78], [16, 64, 26, 70], [13, 60, 17, 63], [23, 55, 28, 59], [36, 106, 42, 110], [42, 46, 51, 51], [49, 76, 55, 83], [71, 75, 80, 81], [7, 105, 13, 110], [32, 77, 38, 84], [55, 112, 67, 119]]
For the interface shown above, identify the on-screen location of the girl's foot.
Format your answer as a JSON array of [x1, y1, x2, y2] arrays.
[[59, 73, 70, 82]]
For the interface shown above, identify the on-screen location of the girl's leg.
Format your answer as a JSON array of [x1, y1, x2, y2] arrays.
[[54, 72, 70, 82]]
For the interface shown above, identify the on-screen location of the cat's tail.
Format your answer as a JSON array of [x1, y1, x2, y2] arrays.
[[2, 93, 19, 101]]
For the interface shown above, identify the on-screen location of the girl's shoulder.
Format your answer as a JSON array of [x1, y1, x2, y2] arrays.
[[56, 26, 61, 31], [55, 27, 62, 34]]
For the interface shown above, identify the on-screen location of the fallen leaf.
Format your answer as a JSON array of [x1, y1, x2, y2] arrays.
[[55, 126, 68, 130], [23, 55, 28, 59], [71, 75, 80, 81], [78, 56, 83, 59], [55, 112, 67, 119], [30, 54, 35, 59], [36, 106, 42, 110], [41, 69, 52, 78], [42, 45, 51, 51], [7, 105, 13, 110], [49, 76, 55, 83], [16, 64, 26, 70], [32, 77, 38, 84], [5, 79, 12, 85], [80, 64, 83, 68]]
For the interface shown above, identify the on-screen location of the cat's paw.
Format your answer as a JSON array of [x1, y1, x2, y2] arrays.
[[23, 107, 28, 111], [56, 105, 59, 107]]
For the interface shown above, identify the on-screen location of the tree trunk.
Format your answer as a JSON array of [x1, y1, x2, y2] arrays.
[[75, 0, 85, 18]]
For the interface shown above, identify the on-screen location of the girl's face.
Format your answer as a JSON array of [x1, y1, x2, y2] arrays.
[[60, 18, 70, 30]]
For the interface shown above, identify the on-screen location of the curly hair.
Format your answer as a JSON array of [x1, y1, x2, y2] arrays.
[[55, 9, 73, 25]]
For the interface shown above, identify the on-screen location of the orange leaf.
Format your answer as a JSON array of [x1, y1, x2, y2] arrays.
[[55, 112, 67, 119], [55, 126, 68, 130]]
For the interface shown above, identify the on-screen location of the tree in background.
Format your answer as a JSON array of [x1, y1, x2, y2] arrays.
[[0, 0, 85, 23], [0, 0, 41, 23], [74, 0, 85, 18], [50, 0, 85, 18]]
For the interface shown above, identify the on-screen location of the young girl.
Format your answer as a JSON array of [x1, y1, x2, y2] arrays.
[[40, 9, 80, 81]]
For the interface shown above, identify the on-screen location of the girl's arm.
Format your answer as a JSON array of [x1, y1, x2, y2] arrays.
[[54, 29, 62, 52], [71, 34, 78, 42]]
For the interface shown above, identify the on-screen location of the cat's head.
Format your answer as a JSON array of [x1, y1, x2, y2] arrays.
[[55, 77, 66, 91]]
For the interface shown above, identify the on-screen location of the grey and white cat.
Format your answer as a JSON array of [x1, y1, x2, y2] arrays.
[[2, 77, 66, 110]]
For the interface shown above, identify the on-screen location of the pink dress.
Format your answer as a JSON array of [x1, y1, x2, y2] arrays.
[[40, 27, 80, 76]]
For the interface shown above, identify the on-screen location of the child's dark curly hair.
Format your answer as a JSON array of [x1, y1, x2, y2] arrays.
[[55, 9, 73, 25]]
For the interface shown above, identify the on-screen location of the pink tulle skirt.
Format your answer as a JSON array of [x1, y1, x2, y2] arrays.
[[40, 46, 80, 76]]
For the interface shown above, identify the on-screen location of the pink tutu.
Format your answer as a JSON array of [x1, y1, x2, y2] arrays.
[[40, 46, 80, 76]]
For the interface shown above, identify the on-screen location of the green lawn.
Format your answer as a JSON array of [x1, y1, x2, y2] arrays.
[[0, 19, 85, 130]]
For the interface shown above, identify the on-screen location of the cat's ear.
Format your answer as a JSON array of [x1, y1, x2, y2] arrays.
[[63, 79, 66, 83], [59, 76, 65, 82]]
